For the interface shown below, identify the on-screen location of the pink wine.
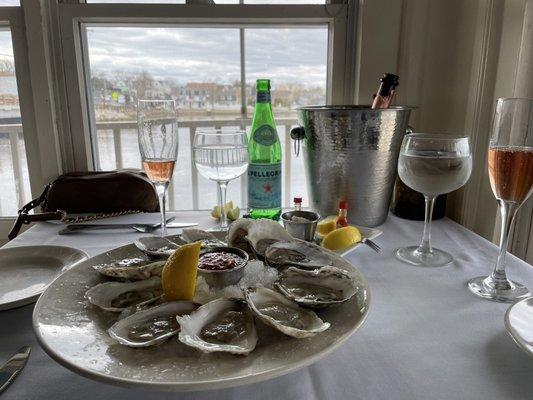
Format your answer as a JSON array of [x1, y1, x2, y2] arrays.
[[142, 159, 176, 183], [488, 146, 533, 203]]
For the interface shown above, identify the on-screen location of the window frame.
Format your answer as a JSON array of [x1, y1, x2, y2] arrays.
[[0, 5, 58, 233], [57, 2, 356, 171]]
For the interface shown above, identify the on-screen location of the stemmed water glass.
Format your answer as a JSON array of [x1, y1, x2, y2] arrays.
[[468, 98, 533, 302], [193, 129, 249, 231], [137, 100, 178, 236], [395, 134, 472, 267]]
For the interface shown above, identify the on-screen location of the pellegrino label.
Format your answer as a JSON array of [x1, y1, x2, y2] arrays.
[[252, 125, 277, 147], [247, 163, 281, 209]]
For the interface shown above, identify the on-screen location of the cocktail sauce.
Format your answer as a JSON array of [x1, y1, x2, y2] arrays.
[[198, 252, 244, 271]]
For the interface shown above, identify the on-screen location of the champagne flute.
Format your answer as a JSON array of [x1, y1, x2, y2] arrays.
[[468, 98, 533, 302], [395, 134, 472, 267], [137, 100, 178, 236], [193, 129, 249, 231]]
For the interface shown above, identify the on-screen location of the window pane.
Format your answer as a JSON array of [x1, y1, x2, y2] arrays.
[[0, 1, 20, 6], [85, 25, 327, 210], [0, 29, 31, 216]]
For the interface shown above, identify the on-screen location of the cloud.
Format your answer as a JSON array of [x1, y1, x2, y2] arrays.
[[87, 26, 327, 86]]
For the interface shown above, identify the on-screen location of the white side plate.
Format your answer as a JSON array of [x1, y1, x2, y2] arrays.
[[505, 297, 533, 358], [0, 245, 88, 311]]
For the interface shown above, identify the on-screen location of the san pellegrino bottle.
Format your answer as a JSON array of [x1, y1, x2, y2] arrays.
[[247, 79, 282, 220]]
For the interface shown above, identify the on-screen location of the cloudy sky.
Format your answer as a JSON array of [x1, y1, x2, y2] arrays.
[[87, 26, 327, 86], [0, 1, 328, 87]]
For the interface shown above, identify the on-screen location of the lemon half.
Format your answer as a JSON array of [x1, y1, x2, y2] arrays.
[[316, 215, 339, 237], [322, 226, 362, 251]]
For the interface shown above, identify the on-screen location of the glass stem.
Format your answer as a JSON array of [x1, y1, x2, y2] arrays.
[[155, 182, 168, 236], [417, 195, 435, 255], [217, 180, 229, 229], [489, 200, 518, 290]]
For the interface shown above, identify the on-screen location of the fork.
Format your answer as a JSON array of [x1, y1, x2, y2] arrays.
[[362, 237, 381, 253]]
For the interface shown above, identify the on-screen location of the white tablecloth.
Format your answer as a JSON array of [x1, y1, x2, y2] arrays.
[[1, 212, 533, 400]]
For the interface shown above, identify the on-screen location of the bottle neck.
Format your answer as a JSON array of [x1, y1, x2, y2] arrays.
[[256, 91, 271, 104]]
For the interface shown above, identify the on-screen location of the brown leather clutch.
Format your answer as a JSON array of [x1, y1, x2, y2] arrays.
[[8, 170, 159, 240]]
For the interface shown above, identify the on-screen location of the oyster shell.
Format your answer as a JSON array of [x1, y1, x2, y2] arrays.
[[108, 301, 198, 347], [244, 286, 330, 338], [181, 228, 226, 248], [134, 235, 184, 258], [264, 241, 332, 270], [246, 219, 293, 257], [92, 259, 165, 280], [177, 298, 257, 355], [85, 276, 163, 312], [274, 266, 358, 309], [227, 218, 253, 254]]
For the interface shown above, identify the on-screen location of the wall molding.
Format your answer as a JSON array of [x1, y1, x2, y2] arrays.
[[459, 0, 503, 233]]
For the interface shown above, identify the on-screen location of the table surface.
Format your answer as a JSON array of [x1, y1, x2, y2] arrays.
[[1, 212, 533, 400]]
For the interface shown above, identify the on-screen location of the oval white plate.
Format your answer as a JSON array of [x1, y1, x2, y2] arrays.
[[33, 243, 370, 391], [505, 297, 533, 358], [0, 245, 88, 311]]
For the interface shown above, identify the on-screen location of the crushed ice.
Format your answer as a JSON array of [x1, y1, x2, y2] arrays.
[[194, 260, 278, 304]]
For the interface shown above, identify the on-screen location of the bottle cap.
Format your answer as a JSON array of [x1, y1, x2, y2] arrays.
[[339, 200, 348, 209], [293, 197, 302, 204]]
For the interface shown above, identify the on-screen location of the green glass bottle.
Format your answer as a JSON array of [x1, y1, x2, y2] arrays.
[[247, 79, 282, 220]]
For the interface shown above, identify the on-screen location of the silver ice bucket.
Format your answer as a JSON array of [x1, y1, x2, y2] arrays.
[[291, 105, 412, 227]]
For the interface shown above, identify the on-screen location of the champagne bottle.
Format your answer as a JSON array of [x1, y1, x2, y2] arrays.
[[247, 79, 282, 220]]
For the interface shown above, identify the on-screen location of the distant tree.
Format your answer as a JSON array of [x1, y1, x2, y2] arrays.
[[0, 58, 15, 74], [131, 71, 155, 99]]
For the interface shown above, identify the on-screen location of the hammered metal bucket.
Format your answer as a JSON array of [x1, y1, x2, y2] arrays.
[[291, 105, 412, 227]]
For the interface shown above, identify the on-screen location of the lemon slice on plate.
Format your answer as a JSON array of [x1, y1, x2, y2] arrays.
[[316, 215, 339, 237], [162, 241, 201, 301], [322, 226, 362, 251]]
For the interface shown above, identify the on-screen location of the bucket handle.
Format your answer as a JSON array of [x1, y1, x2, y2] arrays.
[[290, 126, 305, 156]]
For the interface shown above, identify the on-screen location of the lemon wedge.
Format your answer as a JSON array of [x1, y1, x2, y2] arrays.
[[162, 241, 201, 301], [322, 226, 362, 251], [227, 206, 240, 221], [316, 215, 339, 237], [211, 201, 237, 220]]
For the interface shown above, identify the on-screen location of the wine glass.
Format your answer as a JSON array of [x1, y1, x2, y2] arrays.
[[193, 129, 249, 231], [137, 100, 178, 236], [395, 134, 472, 267], [468, 98, 533, 302]]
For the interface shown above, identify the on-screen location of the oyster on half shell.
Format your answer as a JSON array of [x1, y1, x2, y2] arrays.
[[265, 241, 332, 270], [227, 218, 254, 254], [181, 228, 226, 248], [177, 298, 257, 355], [244, 286, 330, 338], [246, 219, 293, 257], [274, 266, 358, 309], [92, 258, 165, 280], [85, 276, 163, 312], [108, 301, 198, 347]]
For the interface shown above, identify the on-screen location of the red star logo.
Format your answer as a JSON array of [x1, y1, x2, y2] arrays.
[[263, 183, 272, 193]]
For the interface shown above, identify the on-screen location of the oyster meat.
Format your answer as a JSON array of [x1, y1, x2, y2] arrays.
[[246, 219, 293, 257], [275, 266, 358, 309], [244, 286, 330, 338], [93, 259, 165, 280], [108, 301, 198, 347], [265, 241, 332, 269], [177, 298, 257, 355], [181, 228, 226, 248], [86, 276, 163, 312]]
